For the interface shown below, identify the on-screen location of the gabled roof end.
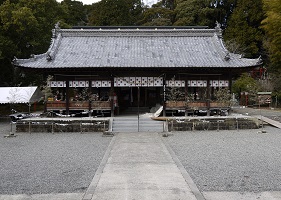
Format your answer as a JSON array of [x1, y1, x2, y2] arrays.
[[215, 21, 222, 38], [52, 22, 61, 39]]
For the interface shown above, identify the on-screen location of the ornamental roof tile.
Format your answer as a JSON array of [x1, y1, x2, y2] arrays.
[[14, 27, 261, 69]]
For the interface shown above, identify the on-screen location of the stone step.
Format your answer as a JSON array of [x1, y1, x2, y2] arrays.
[[112, 117, 164, 132], [112, 128, 163, 132], [113, 120, 162, 124]]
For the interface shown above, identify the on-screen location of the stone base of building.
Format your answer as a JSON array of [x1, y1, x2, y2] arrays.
[[16, 118, 109, 133], [165, 117, 259, 131]]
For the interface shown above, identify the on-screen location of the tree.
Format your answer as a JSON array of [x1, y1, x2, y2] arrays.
[[262, 0, 281, 72], [0, 28, 17, 86], [223, 0, 265, 58], [166, 87, 185, 102], [16, 0, 67, 53], [173, 0, 217, 27], [214, 87, 232, 106], [160, 0, 175, 10], [137, 1, 175, 26], [232, 73, 260, 104], [0, 0, 39, 86], [60, 0, 88, 26], [0, 0, 67, 86], [213, 0, 237, 29], [88, 0, 143, 26]]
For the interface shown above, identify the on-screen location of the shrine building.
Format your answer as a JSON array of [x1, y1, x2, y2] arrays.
[[13, 25, 262, 117]]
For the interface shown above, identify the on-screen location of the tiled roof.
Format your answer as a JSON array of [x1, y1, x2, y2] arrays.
[[13, 27, 261, 69]]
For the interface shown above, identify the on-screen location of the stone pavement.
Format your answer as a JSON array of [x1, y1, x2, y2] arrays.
[[82, 132, 204, 200], [2, 113, 281, 200], [232, 106, 281, 121], [80, 128, 281, 200], [232, 106, 281, 128]]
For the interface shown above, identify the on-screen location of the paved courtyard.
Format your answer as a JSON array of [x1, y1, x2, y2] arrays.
[[1, 108, 281, 199]]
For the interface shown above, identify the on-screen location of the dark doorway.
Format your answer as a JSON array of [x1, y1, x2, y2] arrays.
[[116, 87, 160, 112]]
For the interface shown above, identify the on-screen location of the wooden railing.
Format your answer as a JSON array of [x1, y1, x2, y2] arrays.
[[69, 101, 89, 110], [47, 101, 111, 110], [47, 101, 67, 110], [92, 101, 111, 110]]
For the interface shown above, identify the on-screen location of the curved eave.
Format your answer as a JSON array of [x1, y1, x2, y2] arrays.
[[14, 62, 261, 71], [13, 53, 262, 69]]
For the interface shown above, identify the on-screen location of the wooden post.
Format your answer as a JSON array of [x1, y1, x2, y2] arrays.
[[88, 80, 92, 116], [228, 72, 232, 93], [206, 77, 210, 116], [110, 76, 114, 117], [66, 80, 70, 115], [185, 79, 188, 116], [138, 86, 140, 132], [163, 76, 166, 117]]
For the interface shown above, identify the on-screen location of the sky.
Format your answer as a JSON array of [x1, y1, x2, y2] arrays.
[[57, 0, 158, 6]]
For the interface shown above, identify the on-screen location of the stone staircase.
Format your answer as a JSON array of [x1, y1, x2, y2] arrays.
[[112, 116, 164, 132]]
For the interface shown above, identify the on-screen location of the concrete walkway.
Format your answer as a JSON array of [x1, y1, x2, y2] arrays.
[[254, 115, 281, 129], [82, 132, 204, 200]]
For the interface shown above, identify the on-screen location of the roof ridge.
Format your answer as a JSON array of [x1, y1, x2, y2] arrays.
[[211, 33, 231, 61], [72, 26, 209, 30], [60, 28, 216, 37], [46, 32, 62, 61]]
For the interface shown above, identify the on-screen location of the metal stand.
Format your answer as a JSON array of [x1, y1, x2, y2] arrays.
[[258, 98, 267, 133], [4, 121, 17, 138]]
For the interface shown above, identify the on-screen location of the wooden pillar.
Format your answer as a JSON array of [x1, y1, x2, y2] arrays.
[[163, 76, 166, 117], [66, 80, 70, 115], [145, 88, 147, 107], [88, 80, 92, 116], [228, 74, 232, 93], [110, 76, 114, 117], [228, 74, 233, 112], [185, 79, 188, 116], [206, 77, 211, 116]]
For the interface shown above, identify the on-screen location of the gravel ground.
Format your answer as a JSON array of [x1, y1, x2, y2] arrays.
[[1, 109, 281, 195], [0, 122, 112, 195], [232, 107, 281, 123], [165, 125, 281, 192]]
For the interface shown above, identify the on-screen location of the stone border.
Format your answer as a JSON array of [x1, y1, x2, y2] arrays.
[[82, 133, 117, 200], [161, 135, 206, 200]]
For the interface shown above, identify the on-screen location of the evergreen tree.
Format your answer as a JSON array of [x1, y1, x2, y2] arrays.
[[161, 0, 175, 10], [137, 1, 175, 26], [173, 0, 217, 27], [261, 0, 281, 94], [262, 0, 281, 71], [60, 0, 88, 26], [224, 0, 265, 58], [0, 0, 67, 86], [88, 0, 143, 26], [214, 0, 237, 28]]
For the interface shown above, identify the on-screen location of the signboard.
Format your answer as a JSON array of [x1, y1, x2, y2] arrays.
[[257, 92, 272, 105]]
